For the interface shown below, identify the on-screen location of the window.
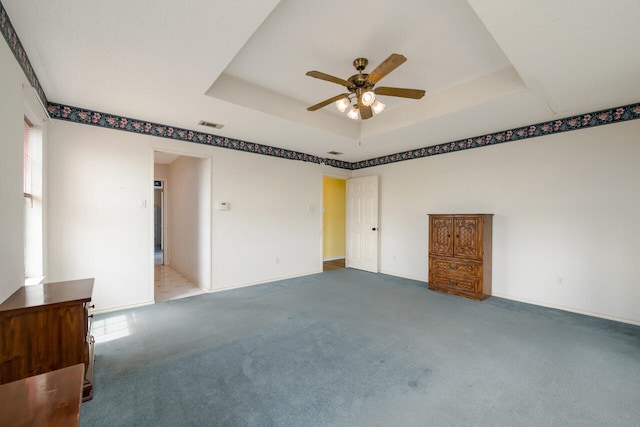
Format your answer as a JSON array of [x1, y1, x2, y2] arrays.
[[23, 118, 32, 201], [23, 117, 44, 284]]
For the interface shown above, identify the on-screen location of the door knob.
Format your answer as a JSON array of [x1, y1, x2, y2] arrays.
[[372, 227, 377, 231]]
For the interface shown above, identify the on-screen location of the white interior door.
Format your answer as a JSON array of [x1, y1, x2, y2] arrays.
[[346, 175, 379, 272]]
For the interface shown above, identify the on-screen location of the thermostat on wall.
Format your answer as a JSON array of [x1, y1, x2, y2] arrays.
[[215, 202, 230, 211]]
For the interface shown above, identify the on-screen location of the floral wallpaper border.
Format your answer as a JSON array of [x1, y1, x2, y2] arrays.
[[352, 102, 640, 169], [0, 1, 47, 105], [46, 103, 351, 169], [48, 101, 640, 171]]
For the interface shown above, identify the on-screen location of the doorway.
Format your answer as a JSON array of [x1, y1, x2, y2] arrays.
[[322, 177, 346, 272], [153, 151, 212, 301], [153, 180, 164, 265]]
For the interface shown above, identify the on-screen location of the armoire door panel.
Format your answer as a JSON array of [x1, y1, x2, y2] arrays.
[[453, 216, 481, 259], [429, 216, 453, 256]]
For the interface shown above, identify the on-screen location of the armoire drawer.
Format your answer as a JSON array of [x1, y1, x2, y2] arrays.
[[429, 257, 481, 277], [429, 273, 479, 293]]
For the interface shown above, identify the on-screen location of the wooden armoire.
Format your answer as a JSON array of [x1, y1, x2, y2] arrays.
[[428, 214, 493, 300]]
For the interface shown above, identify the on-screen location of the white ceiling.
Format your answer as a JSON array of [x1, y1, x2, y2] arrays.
[[4, 0, 640, 163]]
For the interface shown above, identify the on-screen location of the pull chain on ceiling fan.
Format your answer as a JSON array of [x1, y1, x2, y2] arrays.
[[306, 53, 425, 120]]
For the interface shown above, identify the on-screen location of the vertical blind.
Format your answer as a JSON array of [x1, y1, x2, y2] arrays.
[[23, 118, 32, 197]]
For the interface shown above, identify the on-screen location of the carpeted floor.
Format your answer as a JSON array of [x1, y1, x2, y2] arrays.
[[81, 269, 640, 426]]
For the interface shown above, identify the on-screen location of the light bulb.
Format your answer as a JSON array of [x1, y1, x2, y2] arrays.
[[335, 97, 350, 112], [347, 105, 359, 120], [361, 91, 376, 106], [371, 100, 386, 114]]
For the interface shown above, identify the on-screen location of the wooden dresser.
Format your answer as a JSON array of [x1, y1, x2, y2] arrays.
[[428, 214, 492, 300], [0, 364, 84, 426], [0, 279, 95, 401]]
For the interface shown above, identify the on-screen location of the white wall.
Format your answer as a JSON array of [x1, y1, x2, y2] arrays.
[[208, 150, 331, 290], [43, 97, 640, 324], [353, 120, 640, 324], [154, 163, 169, 178], [151, 139, 348, 291], [168, 156, 211, 290], [47, 120, 350, 311], [0, 40, 26, 302], [47, 121, 154, 311]]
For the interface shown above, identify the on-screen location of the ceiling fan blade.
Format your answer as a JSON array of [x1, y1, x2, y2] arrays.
[[374, 86, 426, 99], [307, 93, 350, 111], [359, 104, 373, 120], [366, 53, 407, 84], [306, 71, 353, 88]]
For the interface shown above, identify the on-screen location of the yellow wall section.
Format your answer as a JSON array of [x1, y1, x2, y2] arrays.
[[323, 177, 346, 260]]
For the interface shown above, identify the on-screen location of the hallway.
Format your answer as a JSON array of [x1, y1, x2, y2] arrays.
[[154, 264, 204, 302], [323, 258, 345, 272]]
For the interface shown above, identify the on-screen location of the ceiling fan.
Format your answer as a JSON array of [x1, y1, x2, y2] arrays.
[[306, 53, 425, 120]]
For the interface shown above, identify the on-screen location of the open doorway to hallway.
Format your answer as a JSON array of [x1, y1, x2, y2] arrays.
[[153, 151, 211, 301], [322, 176, 346, 272], [154, 180, 164, 265]]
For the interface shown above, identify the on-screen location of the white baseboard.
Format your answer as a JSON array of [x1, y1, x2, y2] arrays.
[[379, 269, 428, 283], [92, 300, 154, 315], [323, 257, 345, 262], [210, 270, 321, 293], [490, 292, 640, 326], [91, 271, 640, 327], [381, 271, 639, 325]]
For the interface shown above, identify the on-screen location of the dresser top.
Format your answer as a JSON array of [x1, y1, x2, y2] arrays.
[[427, 213, 493, 216], [0, 364, 84, 427], [0, 278, 94, 312]]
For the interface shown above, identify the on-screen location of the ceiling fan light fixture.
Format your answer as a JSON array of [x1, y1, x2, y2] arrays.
[[347, 105, 359, 120], [372, 100, 385, 114], [361, 90, 376, 106], [335, 97, 350, 112], [305, 54, 423, 121]]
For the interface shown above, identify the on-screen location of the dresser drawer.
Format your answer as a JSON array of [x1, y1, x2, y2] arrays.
[[429, 272, 479, 293], [429, 257, 481, 277]]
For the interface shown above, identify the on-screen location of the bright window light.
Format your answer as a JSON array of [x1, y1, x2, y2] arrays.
[[93, 314, 134, 343]]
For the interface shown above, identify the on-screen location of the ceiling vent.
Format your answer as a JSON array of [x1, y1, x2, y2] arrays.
[[198, 120, 224, 129], [327, 151, 343, 156]]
